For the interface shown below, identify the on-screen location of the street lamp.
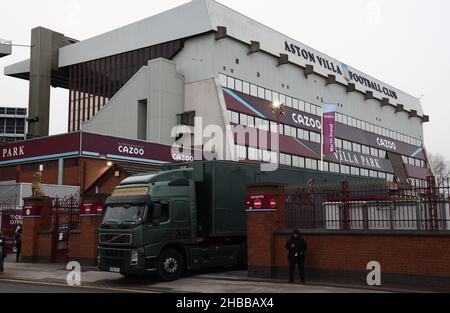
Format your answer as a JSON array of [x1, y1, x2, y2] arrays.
[[272, 101, 285, 128], [272, 101, 285, 165]]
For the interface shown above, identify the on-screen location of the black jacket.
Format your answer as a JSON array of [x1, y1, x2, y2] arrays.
[[0, 236, 7, 259], [285, 236, 307, 260], [15, 230, 22, 244]]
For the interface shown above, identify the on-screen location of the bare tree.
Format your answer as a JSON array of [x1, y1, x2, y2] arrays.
[[428, 153, 450, 187]]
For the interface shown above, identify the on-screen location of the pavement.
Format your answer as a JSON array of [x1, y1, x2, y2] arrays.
[[0, 259, 387, 293]]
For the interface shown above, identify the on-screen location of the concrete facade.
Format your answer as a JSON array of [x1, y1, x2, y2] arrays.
[[27, 27, 74, 137]]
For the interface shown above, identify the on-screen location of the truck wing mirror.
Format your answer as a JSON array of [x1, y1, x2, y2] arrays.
[[151, 203, 162, 227], [153, 203, 162, 219]]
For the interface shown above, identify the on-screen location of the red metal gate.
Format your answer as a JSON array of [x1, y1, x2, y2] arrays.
[[52, 197, 80, 263], [0, 201, 22, 253]]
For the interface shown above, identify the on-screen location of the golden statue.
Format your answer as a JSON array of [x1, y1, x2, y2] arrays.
[[31, 172, 45, 197]]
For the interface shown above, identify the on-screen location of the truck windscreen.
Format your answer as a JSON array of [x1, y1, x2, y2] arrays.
[[102, 204, 146, 226]]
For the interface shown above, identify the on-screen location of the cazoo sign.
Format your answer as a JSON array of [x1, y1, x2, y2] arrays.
[[118, 144, 145, 156], [291, 113, 321, 131], [376, 138, 397, 151]]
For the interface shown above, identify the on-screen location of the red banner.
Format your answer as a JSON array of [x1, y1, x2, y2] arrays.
[[323, 102, 337, 154]]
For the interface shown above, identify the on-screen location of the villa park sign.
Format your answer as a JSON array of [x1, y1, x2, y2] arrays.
[[284, 41, 398, 100], [326, 149, 393, 173]]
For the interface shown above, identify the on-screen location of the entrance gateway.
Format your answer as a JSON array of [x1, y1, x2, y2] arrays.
[[51, 197, 80, 262]]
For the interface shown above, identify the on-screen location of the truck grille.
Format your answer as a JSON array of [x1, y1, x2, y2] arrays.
[[99, 233, 132, 244], [100, 249, 130, 267]]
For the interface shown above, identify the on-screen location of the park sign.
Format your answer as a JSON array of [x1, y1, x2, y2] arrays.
[[0, 132, 203, 166]]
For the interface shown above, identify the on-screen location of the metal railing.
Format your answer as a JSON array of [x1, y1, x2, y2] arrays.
[[285, 177, 450, 232]]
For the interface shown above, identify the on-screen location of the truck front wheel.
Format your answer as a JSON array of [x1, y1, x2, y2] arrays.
[[157, 249, 184, 282]]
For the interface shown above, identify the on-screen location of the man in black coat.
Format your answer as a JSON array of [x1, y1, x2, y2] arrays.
[[285, 229, 307, 284], [0, 231, 7, 273], [14, 226, 23, 263]]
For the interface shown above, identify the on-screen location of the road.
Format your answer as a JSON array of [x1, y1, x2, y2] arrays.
[[0, 261, 385, 293], [0, 279, 120, 293]]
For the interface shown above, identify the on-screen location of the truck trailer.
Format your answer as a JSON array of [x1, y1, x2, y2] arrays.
[[98, 161, 369, 281]]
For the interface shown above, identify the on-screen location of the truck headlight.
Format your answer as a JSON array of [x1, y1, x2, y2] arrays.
[[130, 250, 139, 266]]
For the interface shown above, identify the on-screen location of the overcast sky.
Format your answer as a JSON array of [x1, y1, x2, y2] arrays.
[[1, 0, 449, 158]]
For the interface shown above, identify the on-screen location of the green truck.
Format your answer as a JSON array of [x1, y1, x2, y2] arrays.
[[98, 161, 365, 281]]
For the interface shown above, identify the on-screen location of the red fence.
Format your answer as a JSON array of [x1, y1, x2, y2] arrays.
[[285, 177, 450, 232]]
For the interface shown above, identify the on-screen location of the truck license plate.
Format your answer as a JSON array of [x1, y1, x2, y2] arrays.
[[109, 267, 120, 273]]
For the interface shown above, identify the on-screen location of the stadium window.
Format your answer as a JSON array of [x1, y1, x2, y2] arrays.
[[261, 120, 270, 131], [298, 100, 305, 112], [293, 98, 299, 110], [235, 79, 243, 92], [304, 102, 311, 113], [311, 159, 318, 170], [250, 84, 258, 97], [285, 154, 292, 166], [248, 147, 258, 161], [227, 77, 235, 90], [265, 89, 272, 101], [343, 140, 351, 151], [362, 145, 370, 155], [312, 132, 321, 143], [243, 81, 250, 94], [272, 92, 279, 102], [341, 165, 350, 175], [240, 113, 248, 126], [231, 111, 239, 124], [298, 157, 305, 168], [258, 86, 265, 99], [262, 150, 271, 162], [293, 156, 300, 167], [351, 167, 360, 176], [270, 122, 278, 133], [386, 174, 394, 182], [317, 106, 322, 116], [342, 115, 348, 125], [247, 116, 255, 127], [402, 156, 408, 164], [286, 96, 292, 108], [219, 74, 227, 87], [305, 158, 312, 169], [361, 169, 369, 177], [279, 153, 286, 165], [370, 147, 379, 158]]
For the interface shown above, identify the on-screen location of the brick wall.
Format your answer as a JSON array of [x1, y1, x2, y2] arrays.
[[246, 184, 450, 291]]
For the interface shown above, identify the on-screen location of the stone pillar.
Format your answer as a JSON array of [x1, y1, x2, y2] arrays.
[[246, 184, 285, 279], [28, 27, 73, 137], [21, 197, 54, 263], [77, 194, 108, 266]]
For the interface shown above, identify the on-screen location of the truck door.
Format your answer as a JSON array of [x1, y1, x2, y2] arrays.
[[172, 200, 192, 240], [143, 202, 171, 248]]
